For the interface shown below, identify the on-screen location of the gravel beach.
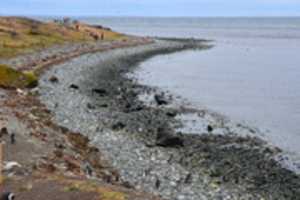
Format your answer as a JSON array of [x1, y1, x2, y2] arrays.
[[39, 39, 300, 200]]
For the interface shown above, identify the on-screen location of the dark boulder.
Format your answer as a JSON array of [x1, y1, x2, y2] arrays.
[[87, 103, 95, 110], [99, 104, 108, 108], [49, 75, 59, 83], [166, 110, 177, 117], [154, 94, 168, 106], [155, 179, 161, 189], [207, 125, 214, 133], [184, 173, 193, 184], [0, 127, 8, 137], [69, 84, 79, 90], [112, 122, 126, 130], [92, 88, 108, 96], [156, 127, 184, 148], [124, 103, 144, 113]]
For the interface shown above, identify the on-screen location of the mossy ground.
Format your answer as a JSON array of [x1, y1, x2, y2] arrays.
[[0, 64, 38, 88]]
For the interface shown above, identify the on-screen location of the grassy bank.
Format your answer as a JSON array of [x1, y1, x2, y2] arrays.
[[0, 17, 124, 58], [0, 17, 129, 88]]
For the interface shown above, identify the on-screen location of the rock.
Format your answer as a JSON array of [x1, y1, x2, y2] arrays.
[[49, 75, 59, 83], [99, 104, 108, 108], [92, 88, 107, 96], [69, 84, 79, 89], [207, 125, 214, 133], [156, 136, 184, 148], [154, 94, 168, 106], [30, 87, 39, 95], [54, 141, 65, 149], [125, 104, 144, 113], [176, 195, 186, 200], [184, 173, 192, 184], [112, 122, 126, 130], [53, 149, 63, 158], [3, 161, 21, 171], [156, 128, 184, 148], [166, 110, 177, 117], [122, 181, 133, 189], [64, 155, 81, 172], [16, 88, 27, 95], [155, 179, 161, 189], [87, 103, 95, 110], [37, 161, 56, 173], [0, 127, 8, 137]]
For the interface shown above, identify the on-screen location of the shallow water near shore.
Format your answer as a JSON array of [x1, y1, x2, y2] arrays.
[[77, 17, 300, 170]]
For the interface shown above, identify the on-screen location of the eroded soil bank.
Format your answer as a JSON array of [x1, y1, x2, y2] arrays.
[[39, 39, 300, 200]]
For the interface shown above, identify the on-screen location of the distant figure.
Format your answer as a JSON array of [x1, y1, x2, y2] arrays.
[[83, 161, 93, 177], [101, 33, 104, 40], [10, 133, 15, 144], [1, 192, 15, 200], [63, 17, 71, 26], [90, 33, 99, 41]]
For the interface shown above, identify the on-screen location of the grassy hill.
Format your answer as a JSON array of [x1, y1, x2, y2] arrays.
[[0, 17, 128, 88], [0, 17, 124, 58]]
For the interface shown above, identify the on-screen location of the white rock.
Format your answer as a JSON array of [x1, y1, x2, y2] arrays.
[[16, 88, 27, 95], [3, 161, 21, 171]]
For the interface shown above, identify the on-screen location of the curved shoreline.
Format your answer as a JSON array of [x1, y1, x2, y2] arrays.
[[39, 39, 300, 200]]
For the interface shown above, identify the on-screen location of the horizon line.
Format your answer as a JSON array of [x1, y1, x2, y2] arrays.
[[1, 14, 300, 18]]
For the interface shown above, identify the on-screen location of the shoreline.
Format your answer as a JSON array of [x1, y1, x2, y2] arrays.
[[38, 39, 300, 200], [0, 29, 164, 199]]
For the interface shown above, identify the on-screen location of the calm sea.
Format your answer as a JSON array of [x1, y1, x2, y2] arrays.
[[58, 17, 300, 167]]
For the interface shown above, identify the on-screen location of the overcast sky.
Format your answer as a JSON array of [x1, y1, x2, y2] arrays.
[[1, 0, 300, 17]]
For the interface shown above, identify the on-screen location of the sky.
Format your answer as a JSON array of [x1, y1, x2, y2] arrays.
[[0, 0, 300, 17]]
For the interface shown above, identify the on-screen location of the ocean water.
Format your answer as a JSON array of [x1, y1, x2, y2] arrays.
[[81, 17, 300, 163]]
